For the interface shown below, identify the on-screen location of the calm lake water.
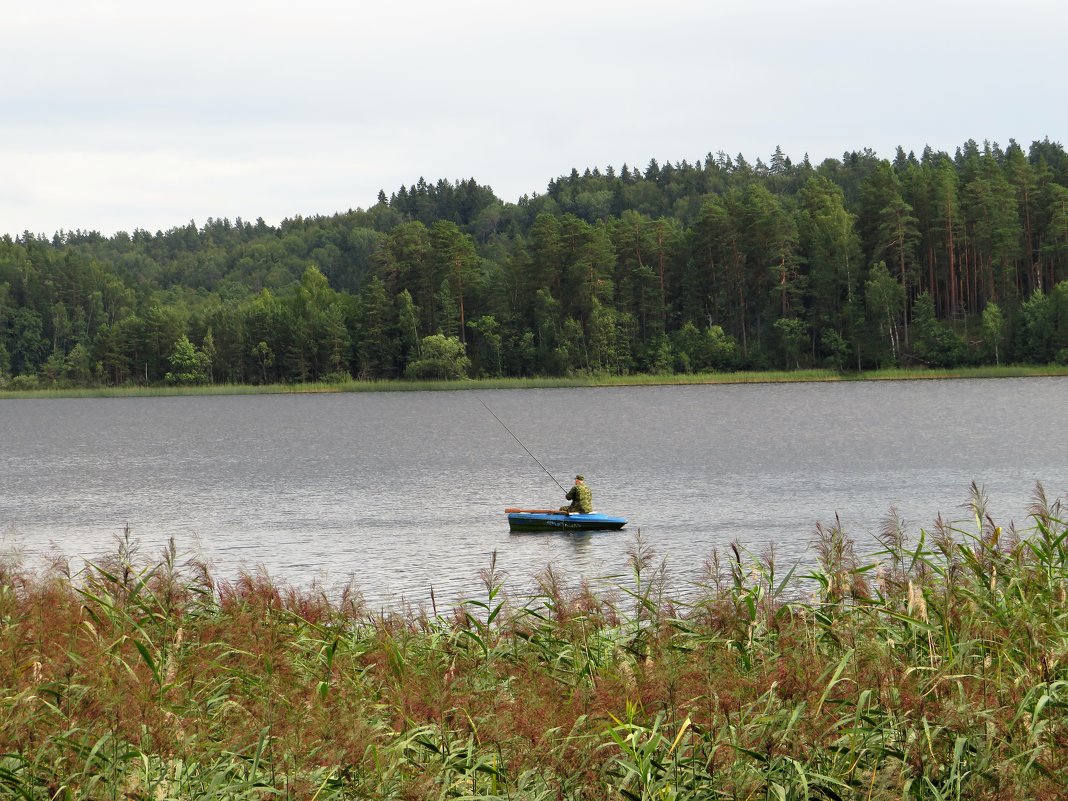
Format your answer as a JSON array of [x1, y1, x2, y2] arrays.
[[2, 378, 1066, 608]]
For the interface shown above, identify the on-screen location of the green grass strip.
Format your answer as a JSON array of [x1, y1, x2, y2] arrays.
[[2, 365, 1066, 399]]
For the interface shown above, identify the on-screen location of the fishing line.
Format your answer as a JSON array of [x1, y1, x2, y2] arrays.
[[477, 395, 567, 494]]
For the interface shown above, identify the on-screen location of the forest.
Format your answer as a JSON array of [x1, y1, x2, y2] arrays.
[[2, 137, 1068, 387]]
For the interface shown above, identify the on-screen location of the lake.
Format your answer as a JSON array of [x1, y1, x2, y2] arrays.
[[2, 378, 1066, 608]]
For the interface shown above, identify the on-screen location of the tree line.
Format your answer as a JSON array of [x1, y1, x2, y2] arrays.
[[2, 138, 1068, 387]]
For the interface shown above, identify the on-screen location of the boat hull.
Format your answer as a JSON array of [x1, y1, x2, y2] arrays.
[[507, 511, 627, 532]]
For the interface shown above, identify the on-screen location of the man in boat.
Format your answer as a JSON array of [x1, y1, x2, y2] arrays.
[[561, 474, 593, 514]]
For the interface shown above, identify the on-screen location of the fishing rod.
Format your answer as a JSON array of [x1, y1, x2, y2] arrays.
[[477, 395, 567, 494]]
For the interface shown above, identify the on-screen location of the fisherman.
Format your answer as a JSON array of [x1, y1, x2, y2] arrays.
[[561, 474, 593, 514]]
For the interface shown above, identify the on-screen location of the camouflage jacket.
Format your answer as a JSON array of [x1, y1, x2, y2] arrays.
[[565, 483, 593, 513]]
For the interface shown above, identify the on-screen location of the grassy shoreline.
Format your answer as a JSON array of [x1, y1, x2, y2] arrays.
[[1, 364, 1066, 399], [1, 486, 1066, 798]]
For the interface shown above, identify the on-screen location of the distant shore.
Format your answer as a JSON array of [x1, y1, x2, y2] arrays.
[[1, 364, 1066, 400]]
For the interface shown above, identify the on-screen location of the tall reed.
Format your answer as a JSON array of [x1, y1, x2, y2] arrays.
[[0, 486, 1065, 798]]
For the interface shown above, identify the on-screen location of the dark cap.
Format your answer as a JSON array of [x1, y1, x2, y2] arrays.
[[575, 474, 584, 481]]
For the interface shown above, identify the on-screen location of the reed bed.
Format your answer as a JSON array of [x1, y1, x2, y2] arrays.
[[3, 365, 1065, 400], [845, 365, 1068, 382], [1, 484, 1066, 799], [0, 383, 347, 400]]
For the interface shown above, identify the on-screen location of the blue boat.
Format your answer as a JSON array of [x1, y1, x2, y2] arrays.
[[506, 508, 627, 533]]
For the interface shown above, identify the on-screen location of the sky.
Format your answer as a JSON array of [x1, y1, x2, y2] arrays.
[[3, 0, 1066, 238]]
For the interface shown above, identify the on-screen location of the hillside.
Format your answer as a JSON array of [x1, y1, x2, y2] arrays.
[[2, 138, 1068, 387]]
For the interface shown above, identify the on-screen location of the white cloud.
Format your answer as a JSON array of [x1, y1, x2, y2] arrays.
[[2, 0, 1066, 236]]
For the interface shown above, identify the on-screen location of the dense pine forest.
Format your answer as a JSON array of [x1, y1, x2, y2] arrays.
[[3, 138, 1068, 388]]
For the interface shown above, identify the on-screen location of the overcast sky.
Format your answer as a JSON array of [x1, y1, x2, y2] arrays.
[[3, 0, 1066, 238]]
